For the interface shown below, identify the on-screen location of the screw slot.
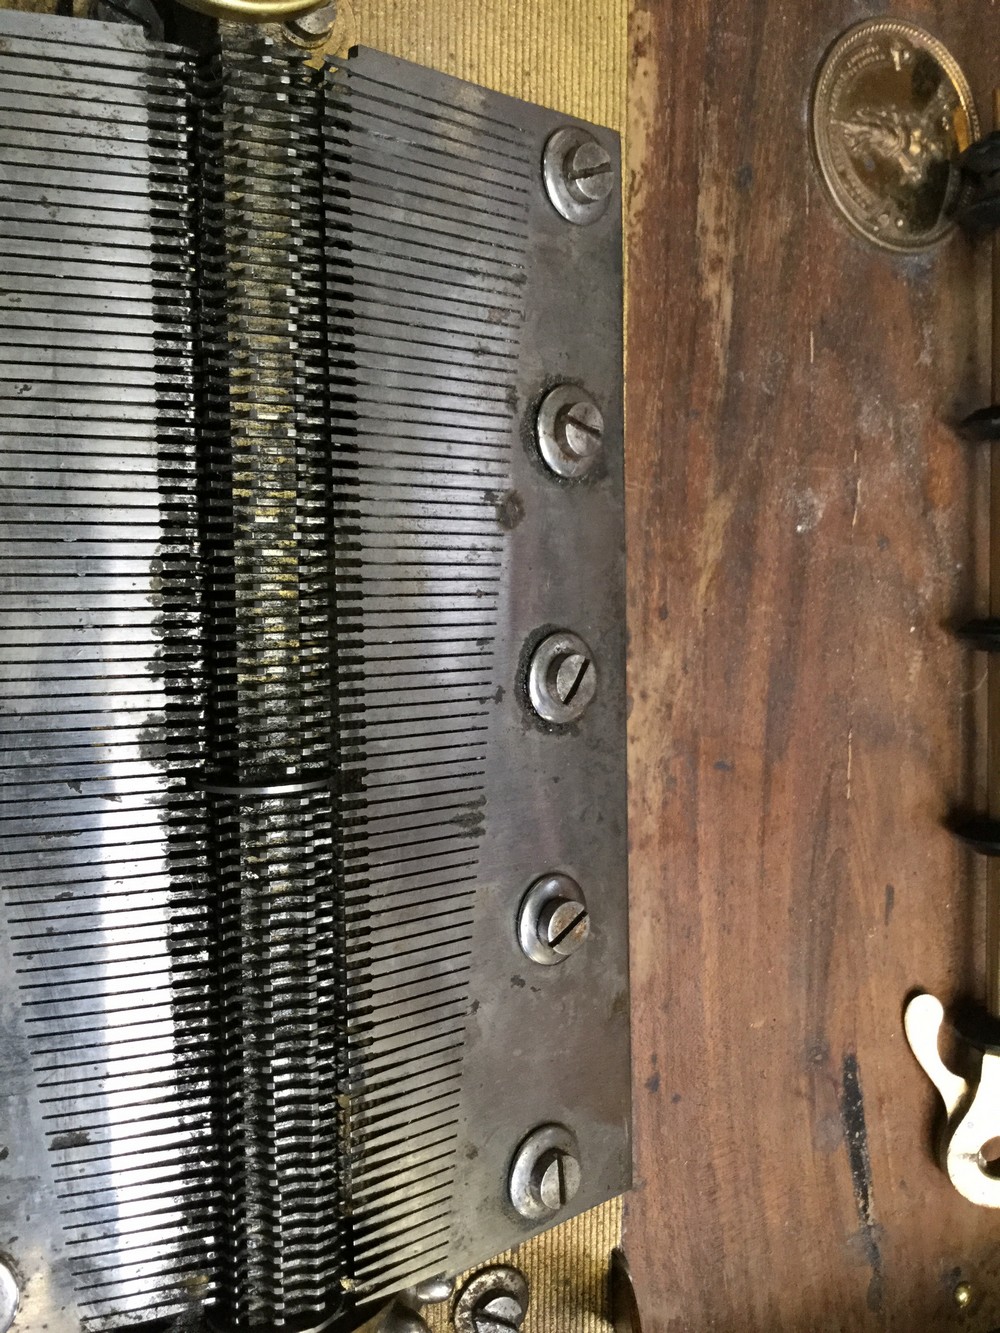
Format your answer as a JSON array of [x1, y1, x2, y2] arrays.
[[453, 1266, 529, 1333], [535, 1145, 582, 1210], [536, 385, 605, 479], [542, 126, 615, 224], [508, 1123, 581, 1220], [518, 873, 590, 965], [527, 631, 597, 724], [564, 138, 613, 202]]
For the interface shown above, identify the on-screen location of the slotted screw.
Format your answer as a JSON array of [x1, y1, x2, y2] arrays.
[[454, 1267, 529, 1333], [535, 1146, 582, 1211], [472, 1298, 522, 1333], [518, 873, 590, 966], [537, 896, 590, 958], [527, 631, 597, 724], [565, 138, 613, 202], [543, 126, 615, 224], [536, 385, 605, 479], [508, 1124, 582, 1220], [477, 1295, 523, 1327], [553, 650, 591, 706], [559, 397, 604, 460]]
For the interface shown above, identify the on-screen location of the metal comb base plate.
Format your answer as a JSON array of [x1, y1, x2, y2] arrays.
[[0, 10, 628, 1331]]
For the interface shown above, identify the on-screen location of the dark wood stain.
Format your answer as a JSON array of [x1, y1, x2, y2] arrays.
[[624, 0, 1000, 1328], [840, 1052, 883, 1312]]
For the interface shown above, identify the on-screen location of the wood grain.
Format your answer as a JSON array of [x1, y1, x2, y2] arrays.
[[624, 3, 1000, 1329]]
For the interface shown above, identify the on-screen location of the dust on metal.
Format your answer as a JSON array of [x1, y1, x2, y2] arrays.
[[536, 383, 605, 479]]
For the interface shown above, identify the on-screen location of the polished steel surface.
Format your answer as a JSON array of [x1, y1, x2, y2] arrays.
[[0, 13, 202, 1332], [283, 0, 337, 43], [406, 1276, 455, 1306], [0, 14, 627, 1330], [178, 0, 324, 23]]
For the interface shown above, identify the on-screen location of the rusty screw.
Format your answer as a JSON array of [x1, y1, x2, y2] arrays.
[[454, 1266, 529, 1333]]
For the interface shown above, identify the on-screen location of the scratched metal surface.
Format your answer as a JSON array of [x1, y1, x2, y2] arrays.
[[0, 10, 629, 1333], [343, 5, 630, 1326]]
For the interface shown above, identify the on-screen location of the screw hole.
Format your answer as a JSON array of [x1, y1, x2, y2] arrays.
[[978, 1136, 1000, 1177]]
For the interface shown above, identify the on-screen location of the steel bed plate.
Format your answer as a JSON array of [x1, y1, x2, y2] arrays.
[[0, 11, 627, 1329]]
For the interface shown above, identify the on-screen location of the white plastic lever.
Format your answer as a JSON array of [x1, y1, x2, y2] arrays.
[[904, 991, 1000, 1207]]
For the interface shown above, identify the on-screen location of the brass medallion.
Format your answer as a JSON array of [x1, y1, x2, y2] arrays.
[[812, 19, 978, 252]]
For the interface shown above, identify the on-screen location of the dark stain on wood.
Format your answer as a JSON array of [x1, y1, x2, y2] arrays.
[[840, 1052, 883, 1312], [884, 882, 896, 927], [624, 0, 1000, 1328]]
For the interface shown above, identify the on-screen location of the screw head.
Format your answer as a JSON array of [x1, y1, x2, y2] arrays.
[[518, 874, 590, 965], [508, 1124, 582, 1220], [543, 125, 615, 224], [453, 1267, 529, 1333], [536, 1146, 582, 1210], [527, 631, 597, 725], [536, 384, 605, 480], [0, 1259, 18, 1333], [566, 138, 614, 202], [471, 1317, 514, 1333], [538, 897, 590, 957], [561, 399, 604, 459], [284, 0, 337, 43], [478, 1295, 523, 1325], [953, 1280, 973, 1309]]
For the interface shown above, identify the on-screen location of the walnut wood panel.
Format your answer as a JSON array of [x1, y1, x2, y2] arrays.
[[625, 3, 1000, 1329]]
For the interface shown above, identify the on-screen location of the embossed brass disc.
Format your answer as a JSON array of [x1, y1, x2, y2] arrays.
[[812, 19, 978, 252]]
